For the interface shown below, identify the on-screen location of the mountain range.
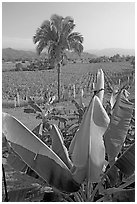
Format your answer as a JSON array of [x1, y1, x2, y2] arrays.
[[2, 47, 135, 61], [2, 48, 96, 61], [86, 48, 135, 57]]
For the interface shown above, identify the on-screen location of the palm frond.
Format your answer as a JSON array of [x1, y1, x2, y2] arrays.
[[40, 20, 58, 41], [68, 32, 84, 43], [69, 41, 84, 55], [36, 40, 49, 55], [33, 20, 58, 55], [61, 16, 75, 36], [33, 21, 51, 44], [50, 14, 63, 35]]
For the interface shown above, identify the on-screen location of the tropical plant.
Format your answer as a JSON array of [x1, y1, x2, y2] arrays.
[[33, 14, 84, 101], [2, 69, 134, 201]]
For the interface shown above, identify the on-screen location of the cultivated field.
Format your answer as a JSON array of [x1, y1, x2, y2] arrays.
[[2, 61, 135, 201], [2, 61, 134, 101]]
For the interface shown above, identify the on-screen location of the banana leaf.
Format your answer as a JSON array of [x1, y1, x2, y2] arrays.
[[109, 85, 119, 109], [72, 99, 85, 115], [95, 69, 104, 103], [2, 112, 80, 193], [28, 96, 43, 113], [7, 150, 28, 172], [69, 96, 110, 183], [114, 143, 135, 176], [105, 143, 135, 187], [103, 89, 133, 165], [49, 124, 73, 169]]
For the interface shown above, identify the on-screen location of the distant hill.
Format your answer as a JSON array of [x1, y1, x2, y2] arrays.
[[2, 48, 96, 61], [2, 48, 38, 61], [86, 48, 135, 57]]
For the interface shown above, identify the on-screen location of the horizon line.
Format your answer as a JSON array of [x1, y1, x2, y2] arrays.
[[2, 46, 135, 52]]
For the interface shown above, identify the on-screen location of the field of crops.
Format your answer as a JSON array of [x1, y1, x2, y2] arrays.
[[2, 61, 135, 202], [2, 62, 134, 101]]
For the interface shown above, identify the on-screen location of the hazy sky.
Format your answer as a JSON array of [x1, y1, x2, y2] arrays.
[[2, 2, 135, 51]]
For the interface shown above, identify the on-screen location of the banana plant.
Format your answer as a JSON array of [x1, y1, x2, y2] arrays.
[[2, 69, 134, 201]]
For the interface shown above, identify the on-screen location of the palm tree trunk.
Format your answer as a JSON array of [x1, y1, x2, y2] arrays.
[[57, 63, 61, 102]]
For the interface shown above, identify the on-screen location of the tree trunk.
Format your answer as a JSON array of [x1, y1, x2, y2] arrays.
[[57, 63, 61, 102]]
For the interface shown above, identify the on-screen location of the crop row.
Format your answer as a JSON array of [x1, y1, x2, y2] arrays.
[[2, 62, 134, 101]]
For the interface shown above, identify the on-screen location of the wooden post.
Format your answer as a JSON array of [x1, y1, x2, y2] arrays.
[[79, 87, 84, 107], [81, 88, 84, 98], [68, 88, 71, 99], [73, 84, 76, 99], [118, 79, 121, 86], [64, 87, 68, 101], [14, 97, 17, 108], [17, 92, 20, 107], [127, 76, 130, 85]]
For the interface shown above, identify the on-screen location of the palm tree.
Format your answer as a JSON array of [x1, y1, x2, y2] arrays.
[[33, 14, 84, 102]]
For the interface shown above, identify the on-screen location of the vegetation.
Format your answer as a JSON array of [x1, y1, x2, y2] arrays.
[[2, 62, 134, 103], [2, 12, 135, 201], [2, 67, 135, 201], [33, 14, 84, 101]]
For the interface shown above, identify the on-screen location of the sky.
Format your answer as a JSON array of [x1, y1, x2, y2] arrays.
[[2, 2, 135, 51]]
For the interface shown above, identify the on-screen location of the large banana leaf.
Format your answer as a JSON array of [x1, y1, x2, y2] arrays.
[[95, 143, 135, 202], [114, 143, 135, 176], [2, 112, 80, 193], [49, 124, 73, 169], [7, 150, 28, 172], [103, 89, 133, 165], [69, 96, 110, 183], [106, 143, 135, 187]]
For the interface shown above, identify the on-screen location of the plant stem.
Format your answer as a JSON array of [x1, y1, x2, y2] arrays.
[[89, 181, 102, 202], [2, 164, 9, 201]]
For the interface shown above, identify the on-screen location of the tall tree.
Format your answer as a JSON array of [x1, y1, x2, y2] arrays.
[[33, 14, 84, 101]]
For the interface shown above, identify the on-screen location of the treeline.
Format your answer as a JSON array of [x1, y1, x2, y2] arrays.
[[89, 54, 135, 65], [3, 54, 135, 72]]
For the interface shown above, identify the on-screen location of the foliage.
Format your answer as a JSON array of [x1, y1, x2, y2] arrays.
[[33, 15, 84, 64], [2, 68, 135, 201], [33, 14, 84, 101]]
